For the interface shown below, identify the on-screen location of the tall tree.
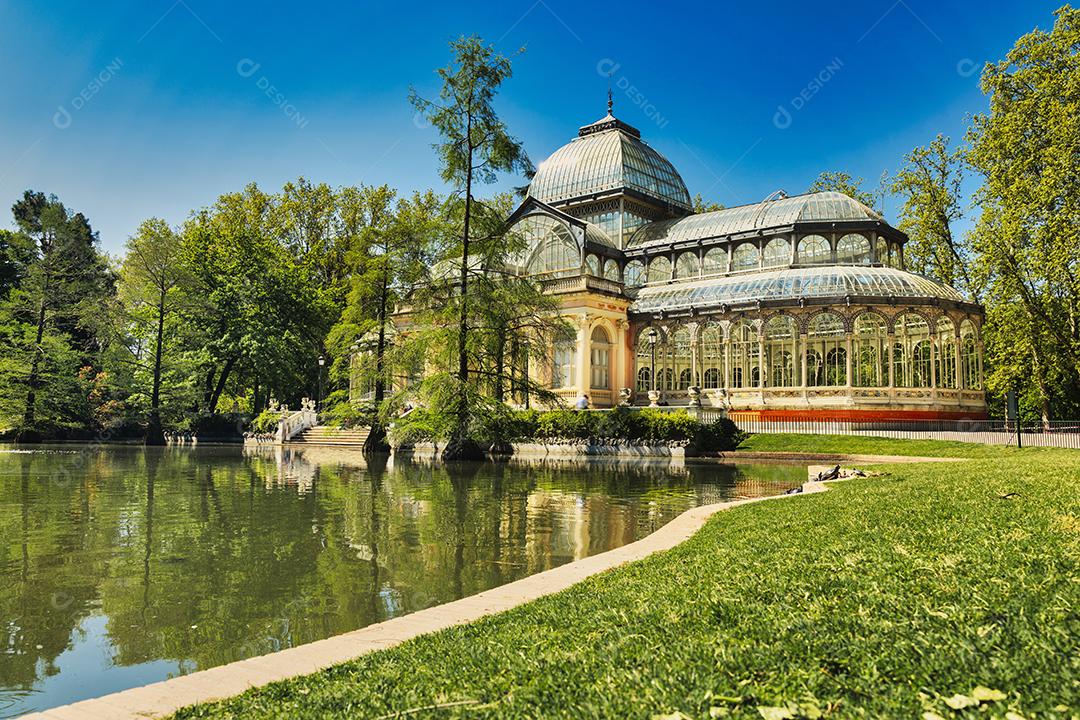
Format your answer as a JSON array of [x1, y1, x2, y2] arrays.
[[1, 191, 114, 439], [329, 187, 447, 450], [967, 5, 1080, 424], [409, 35, 533, 460], [119, 218, 189, 444], [808, 171, 877, 208], [891, 135, 978, 298]]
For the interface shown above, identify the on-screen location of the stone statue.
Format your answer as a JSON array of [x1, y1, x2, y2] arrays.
[[687, 385, 702, 408], [618, 388, 633, 407]]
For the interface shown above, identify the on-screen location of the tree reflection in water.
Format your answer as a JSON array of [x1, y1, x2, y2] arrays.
[[0, 445, 803, 717]]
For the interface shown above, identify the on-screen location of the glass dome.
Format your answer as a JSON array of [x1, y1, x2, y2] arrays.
[[629, 265, 966, 314], [527, 114, 691, 210]]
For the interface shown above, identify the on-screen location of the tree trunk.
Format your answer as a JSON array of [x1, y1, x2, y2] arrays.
[[20, 295, 48, 437], [208, 356, 238, 414], [443, 123, 484, 462], [145, 292, 167, 445]]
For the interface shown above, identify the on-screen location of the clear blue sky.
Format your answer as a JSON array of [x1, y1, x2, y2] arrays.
[[0, 0, 1059, 254]]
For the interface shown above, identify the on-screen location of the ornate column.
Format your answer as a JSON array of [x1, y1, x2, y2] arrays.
[[953, 328, 962, 391], [930, 329, 938, 397], [887, 333, 896, 388], [845, 332, 853, 387], [616, 319, 630, 397], [757, 329, 766, 390], [575, 314, 591, 397], [800, 332, 809, 394]]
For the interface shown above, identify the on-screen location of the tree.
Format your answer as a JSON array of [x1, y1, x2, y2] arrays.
[[409, 35, 533, 460], [967, 5, 1080, 424], [119, 218, 190, 444], [0, 191, 114, 439], [0, 229, 32, 301], [691, 194, 725, 214], [809, 171, 877, 208], [328, 187, 448, 451], [891, 135, 978, 298]]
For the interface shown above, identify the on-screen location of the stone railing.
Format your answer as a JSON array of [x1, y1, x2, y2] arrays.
[[275, 398, 318, 443]]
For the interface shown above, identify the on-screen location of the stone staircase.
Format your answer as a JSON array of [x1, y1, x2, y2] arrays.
[[288, 425, 370, 447]]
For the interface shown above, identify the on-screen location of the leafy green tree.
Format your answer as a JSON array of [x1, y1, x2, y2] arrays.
[[119, 218, 191, 443], [410, 35, 533, 460], [891, 135, 978, 298], [0, 191, 115, 439], [181, 184, 324, 415], [808, 171, 877, 208], [328, 187, 449, 449], [967, 5, 1080, 424]]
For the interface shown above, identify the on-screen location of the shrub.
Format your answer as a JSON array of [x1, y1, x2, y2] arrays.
[[250, 409, 280, 435], [496, 407, 746, 451], [191, 413, 246, 439]]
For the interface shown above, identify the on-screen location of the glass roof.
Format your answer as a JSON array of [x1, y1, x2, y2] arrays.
[[627, 192, 883, 248], [629, 265, 966, 314], [528, 117, 691, 210]]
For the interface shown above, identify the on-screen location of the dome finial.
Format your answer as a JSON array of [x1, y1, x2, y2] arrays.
[[607, 87, 613, 116]]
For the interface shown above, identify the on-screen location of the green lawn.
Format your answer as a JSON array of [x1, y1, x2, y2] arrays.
[[736, 432, 1016, 458], [174, 438, 1079, 719]]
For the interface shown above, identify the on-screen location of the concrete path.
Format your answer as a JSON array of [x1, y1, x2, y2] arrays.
[[21, 479, 849, 720]]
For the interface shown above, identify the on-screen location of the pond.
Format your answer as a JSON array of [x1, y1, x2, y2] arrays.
[[0, 445, 805, 717]]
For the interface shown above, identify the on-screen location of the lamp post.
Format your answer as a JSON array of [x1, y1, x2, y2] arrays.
[[317, 355, 325, 415], [647, 328, 660, 407]]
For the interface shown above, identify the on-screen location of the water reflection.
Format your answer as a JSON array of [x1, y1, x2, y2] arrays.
[[0, 445, 802, 717]]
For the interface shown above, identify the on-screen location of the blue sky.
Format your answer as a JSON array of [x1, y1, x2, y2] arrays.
[[0, 0, 1059, 254]]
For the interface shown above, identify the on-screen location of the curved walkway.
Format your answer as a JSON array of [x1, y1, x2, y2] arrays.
[[22, 454, 946, 720]]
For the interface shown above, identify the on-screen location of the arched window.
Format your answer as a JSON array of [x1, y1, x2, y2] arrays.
[[837, 234, 871, 264], [765, 315, 797, 387], [551, 337, 576, 389], [585, 254, 600, 276], [936, 317, 957, 389], [671, 326, 695, 389], [636, 367, 651, 392], [603, 258, 620, 282], [675, 251, 700, 279], [894, 313, 931, 388], [521, 216, 580, 275], [646, 256, 672, 284], [732, 243, 759, 272], [808, 313, 846, 386], [702, 247, 728, 275], [798, 235, 831, 265], [875, 237, 888, 264], [961, 320, 981, 390], [701, 324, 724, 389], [624, 260, 645, 287], [762, 238, 791, 269], [888, 244, 901, 269], [853, 313, 888, 387], [729, 320, 759, 389], [590, 326, 611, 389]]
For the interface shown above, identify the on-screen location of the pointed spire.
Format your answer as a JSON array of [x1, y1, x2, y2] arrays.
[[607, 86, 613, 116]]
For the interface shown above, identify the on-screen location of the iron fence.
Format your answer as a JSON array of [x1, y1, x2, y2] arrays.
[[722, 417, 1080, 449]]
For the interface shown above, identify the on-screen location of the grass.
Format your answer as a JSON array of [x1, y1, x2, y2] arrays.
[[735, 432, 1019, 458], [173, 438, 1079, 719]]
